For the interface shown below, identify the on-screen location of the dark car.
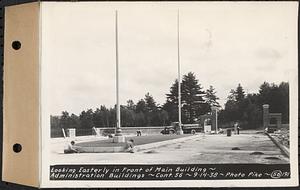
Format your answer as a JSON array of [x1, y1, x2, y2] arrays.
[[161, 127, 175, 135], [265, 127, 276, 133]]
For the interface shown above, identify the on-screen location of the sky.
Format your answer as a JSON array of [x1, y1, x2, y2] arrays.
[[41, 2, 298, 115]]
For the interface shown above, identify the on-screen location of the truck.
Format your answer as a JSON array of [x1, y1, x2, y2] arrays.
[[161, 122, 202, 135]]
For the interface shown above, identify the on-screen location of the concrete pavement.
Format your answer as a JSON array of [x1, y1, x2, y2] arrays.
[[50, 131, 289, 165]]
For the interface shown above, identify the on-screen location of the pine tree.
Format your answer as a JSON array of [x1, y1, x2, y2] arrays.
[[136, 99, 147, 113], [235, 83, 245, 102], [126, 99, 136, 111], [222, 84, 251, 124], [163, 73, 208, 124], [164, 80, 180, 123], [181, 72, 206, 123], [228, 89, 236, 101], [144, 93, 157, 113], [166, 80, 179, 105], [144, 93, 159, 126], [205, 85, 221, 109]]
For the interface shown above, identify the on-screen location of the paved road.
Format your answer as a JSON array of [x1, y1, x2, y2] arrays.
[[50, 131, 289, 164]]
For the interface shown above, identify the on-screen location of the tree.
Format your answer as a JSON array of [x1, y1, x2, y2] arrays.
[[258, 81, 289, 123], [121, 106, 135, 127], [93, 106, 110, 128], [93, 108, 103, 128], [219, 82, 289, 129], [145, 93, 158, 112], [70, 113, 80, 128], [258, 82, 271, 102], [50, 115, 62, 137], [159, 110, 169, 126], [51, 79, 289, 134], [164, 80, 180, 123], [164, 73, 208, 124], [126, 99, 136, 111], [101, 105, 111, 127], [135, 112, 146, 127], [166, 80, 179, 105], [181, 72, 206, 123], [60, 111, 72, 128], [79, 109, 94, 129], [221, 84, 246, 123], [235, 83, 245, 103], [242, 94, 262, 128], [136, 99, 147, 113], [278, 82, 289, 123], [144, 93, 159, 126], [223, 92, 239, 122], [108, 107, 116, 127], [228, 89, 236, 101], [205, 85, 220, 110]]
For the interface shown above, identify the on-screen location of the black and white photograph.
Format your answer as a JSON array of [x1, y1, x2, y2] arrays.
[[39, 1, 298, 188]]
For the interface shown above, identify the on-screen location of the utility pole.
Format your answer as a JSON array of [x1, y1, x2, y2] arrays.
[[113, 10, 125, 142], [177, 10, 183, 135]]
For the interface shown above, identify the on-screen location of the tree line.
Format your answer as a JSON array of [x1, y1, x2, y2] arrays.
[[219, 82, 289, 129], [51, 71, 289, 136]]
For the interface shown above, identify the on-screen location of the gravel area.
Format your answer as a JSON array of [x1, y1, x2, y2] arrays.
[[271, 128, 289, 149]]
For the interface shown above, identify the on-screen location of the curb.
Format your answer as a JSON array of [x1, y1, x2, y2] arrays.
[[136, 134, 200, 152], [68, 134, 200, 153], [265, 132, 290, 158], [76, 145, 125, 153]]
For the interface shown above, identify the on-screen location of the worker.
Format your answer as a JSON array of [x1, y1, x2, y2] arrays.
[[64, 141, 79, 154], [125, 139, 135, 153]]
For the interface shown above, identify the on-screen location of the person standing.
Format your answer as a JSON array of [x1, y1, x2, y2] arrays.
[[234, 122, 238, 135]]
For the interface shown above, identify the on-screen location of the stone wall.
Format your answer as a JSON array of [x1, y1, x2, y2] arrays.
[[52, 126, 167, 138]]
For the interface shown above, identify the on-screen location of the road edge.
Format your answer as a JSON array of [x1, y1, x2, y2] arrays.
[[265, 132, 290, 158]]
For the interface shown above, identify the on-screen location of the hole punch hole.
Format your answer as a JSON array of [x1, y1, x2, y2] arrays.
[[13, 143, 22, 153], [12, 41, 21, 50]]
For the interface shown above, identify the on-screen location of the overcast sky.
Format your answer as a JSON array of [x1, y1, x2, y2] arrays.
[[41, 2, 298, 115]]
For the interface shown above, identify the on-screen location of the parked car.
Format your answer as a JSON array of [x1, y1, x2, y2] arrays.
[[161, 126, 175, 135], [265, 127, 276, 133]]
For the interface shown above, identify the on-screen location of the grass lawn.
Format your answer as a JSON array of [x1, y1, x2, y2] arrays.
[[76, 134, 192, 147]]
